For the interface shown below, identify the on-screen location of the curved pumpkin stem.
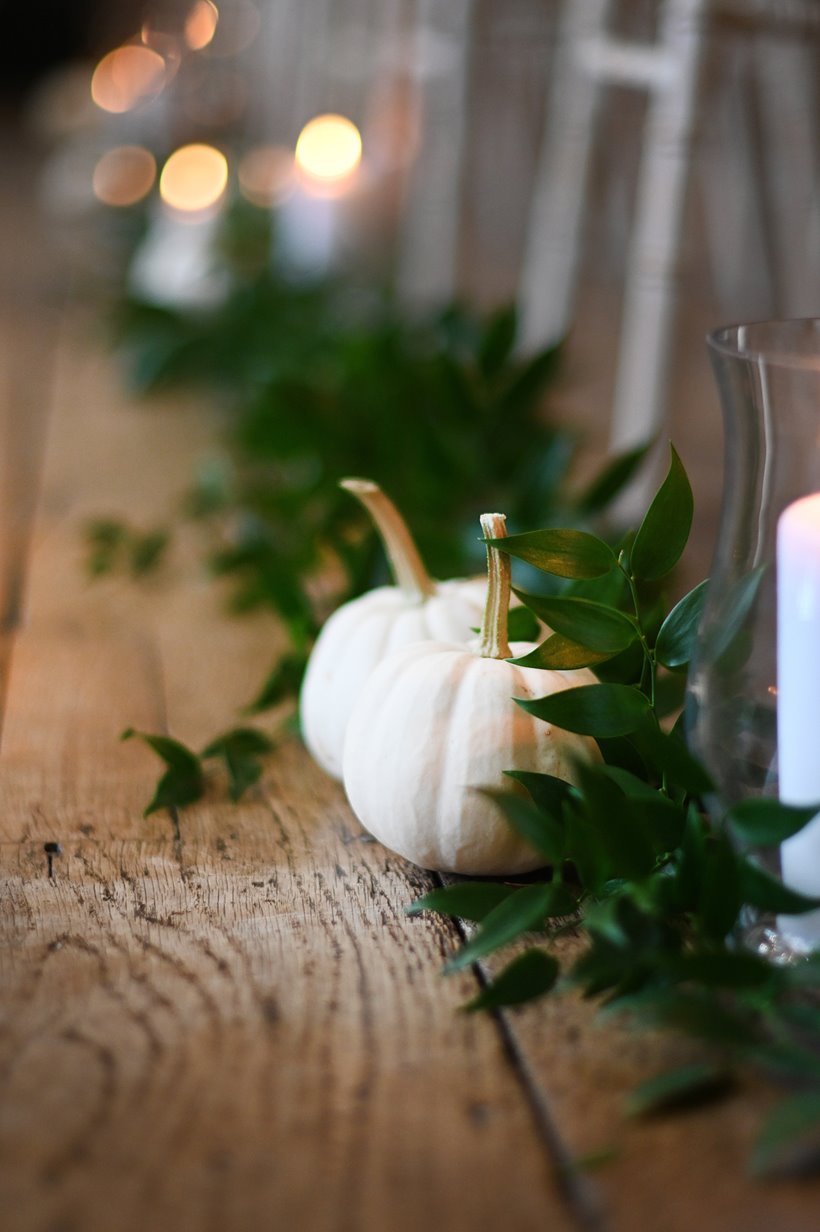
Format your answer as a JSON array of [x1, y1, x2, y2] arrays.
[[340, 478, 435, 601], [479, 512, 511, 660]]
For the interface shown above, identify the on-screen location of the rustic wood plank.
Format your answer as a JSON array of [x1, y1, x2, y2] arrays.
[[0, 816, 580, 1232], [0, 333, 582, 1232]]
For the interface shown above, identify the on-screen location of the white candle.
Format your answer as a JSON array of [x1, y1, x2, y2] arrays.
[[777, 493, 820, 951], [276, 185, 340, 278], [129, 200, 228, 310]]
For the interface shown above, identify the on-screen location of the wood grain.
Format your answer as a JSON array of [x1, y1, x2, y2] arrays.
[[0, 330, 579, 1232]]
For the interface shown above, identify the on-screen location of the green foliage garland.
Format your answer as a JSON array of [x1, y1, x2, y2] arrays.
[[409, 446, 820, 1178]]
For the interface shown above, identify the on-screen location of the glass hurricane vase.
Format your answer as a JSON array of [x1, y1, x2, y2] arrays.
[[687, 319, 820, 959]]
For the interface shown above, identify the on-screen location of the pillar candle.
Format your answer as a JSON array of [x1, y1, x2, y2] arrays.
[[777, 493, 820, 951]]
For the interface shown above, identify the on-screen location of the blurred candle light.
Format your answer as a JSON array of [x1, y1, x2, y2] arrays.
[[295, 114, 362, 191], [134, 143, 229, 306], [185, 0, 219, 51], [159, 143, 228, 214], [278, 115, 363, 278], [238, 145, 295, 208], [91, 45, 166, 114], [93, 146, 157, 207]]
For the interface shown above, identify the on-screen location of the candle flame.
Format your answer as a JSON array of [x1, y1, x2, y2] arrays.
[[295, 115, 362, 191], [93, 146, 157, 207], [159, 144, 228, 214], [185, 0, 219, 50], [91, 45, 166, 114]]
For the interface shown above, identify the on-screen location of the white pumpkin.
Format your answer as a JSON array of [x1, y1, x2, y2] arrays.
[[342, 513, 600, 875], [300, 479, 488, 780]]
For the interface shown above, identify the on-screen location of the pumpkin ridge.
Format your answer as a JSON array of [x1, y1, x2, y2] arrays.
[[433, 652, 485, 869]]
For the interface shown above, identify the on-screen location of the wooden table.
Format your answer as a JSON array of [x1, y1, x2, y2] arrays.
[[2, 309, 820, 1232]]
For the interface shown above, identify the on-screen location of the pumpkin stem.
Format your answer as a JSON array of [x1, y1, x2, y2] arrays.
[[479, 512, 511, 660], [340, 478, 435, 600]]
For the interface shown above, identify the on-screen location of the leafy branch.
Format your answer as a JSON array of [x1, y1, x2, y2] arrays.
[[113, 272, 650, 684], [414, 445, 820, 1178], [122, 726, 274, 814], [85, 518, 170, 578]]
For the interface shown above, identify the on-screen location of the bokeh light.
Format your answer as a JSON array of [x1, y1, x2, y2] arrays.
[[295, 115, 362, 187], [91, 45, 166, 114], [159, 144, 228, 213], [185, 1, 219, 51], [93, 146, 157, 207], [238, 146, 295, 207], [207, 0, 260, 56]]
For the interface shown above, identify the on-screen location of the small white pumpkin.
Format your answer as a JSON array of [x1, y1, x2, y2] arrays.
[[342, 512, 600, 875], [300, 479, 488, 780]]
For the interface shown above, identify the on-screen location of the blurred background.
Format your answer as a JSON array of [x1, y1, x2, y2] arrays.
[[1, 0, 819, 594]]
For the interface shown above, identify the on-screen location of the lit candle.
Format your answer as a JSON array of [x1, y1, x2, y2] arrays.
[[777, 493, 820, 951], [275, 114, 362, 279], [128, 143, 229, 308]]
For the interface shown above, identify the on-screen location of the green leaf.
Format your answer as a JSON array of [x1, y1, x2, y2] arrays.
[[631, 720, 714, 796], [665, 949, 777, 990], [489, 529, 616, 579], [563, 810, 612, 894], [464, 949, 559, 1011], [655, 580, 709, 670], [746, 1038, 820, 1081], [605, 988, 761, 1047], [512, 591, 638, 654], [480, 789, 563, 864], [85, 518, 128, 575], [574, 763, 658, 880], [129, 528, 170, 577], [600, 767, 686, 851], [201, 727, 274, 802], [509, 633, 615, 671], [518, 683, 651, 738], [699, 832, 741, 942], [407, 882, 518, 923], [243, 652, 307, 714], [672, 803, 707, 909], [726, 798, 820, 847], [477, 305, 518, 380], [445, 882, 578, 972], [498, 343, 562, 415], [751, 1093, 820, 1178], [630, 446, 693, 581], [575, 442, 652, 517], [739, 859, 820, 915], [507, 604, 541, 643], [625, 1061, 734, 1117], [122, 728, 205, 817], [653, 670, 687, 719], [504, 770, 574, 818], [87, 518, 128, 550]]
